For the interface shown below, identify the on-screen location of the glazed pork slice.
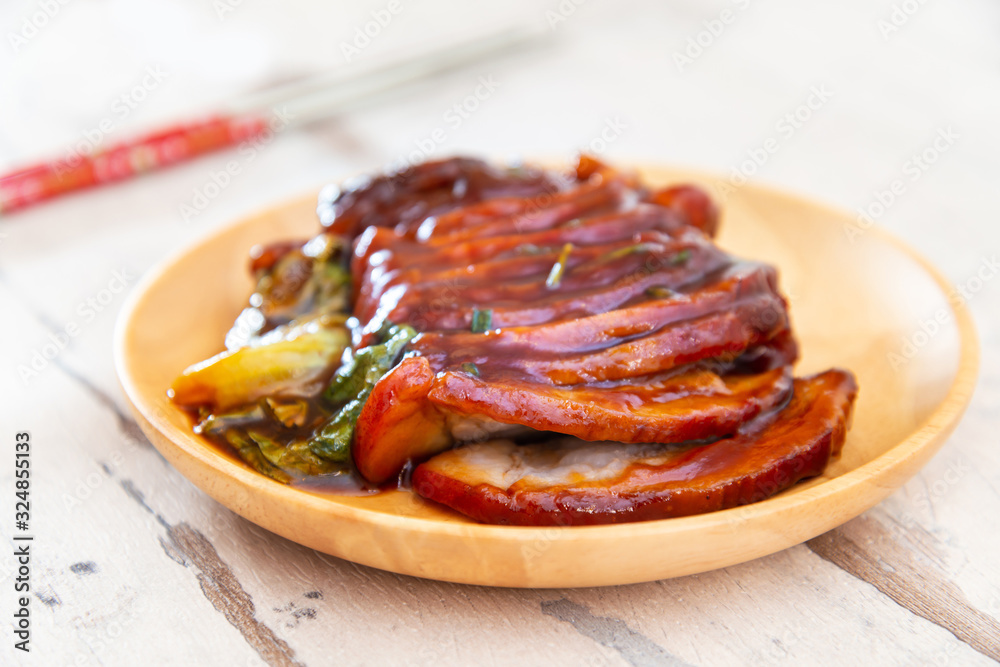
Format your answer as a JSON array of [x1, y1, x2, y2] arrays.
[[410, 369, 858, 525], [374, 230, 690, 299], [352, 357, 795, 484], [356, 226, 697, 323], [318, 156, 563, 238], [408, 261, 791, 381], [364, 232, 729, 334], [354, 226, 711, 335], [416, 170, 629, 243], [504, 293, 789, 384], [350, 204, 694, 318], [429, 366, 793, 445], [352, 263, 796, 484], [406, 155, 728, 245], [395, 289, 789, 387], [645, 184, 719, 237]]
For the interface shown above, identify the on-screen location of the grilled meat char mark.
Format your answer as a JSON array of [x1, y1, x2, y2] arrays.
[[411, 369, 858, 525]]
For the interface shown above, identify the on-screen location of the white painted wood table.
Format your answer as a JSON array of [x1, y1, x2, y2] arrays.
[[2, 0, 999, 664]]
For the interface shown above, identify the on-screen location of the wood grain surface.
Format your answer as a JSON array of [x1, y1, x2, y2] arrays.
[[2, 0, 999, 664]]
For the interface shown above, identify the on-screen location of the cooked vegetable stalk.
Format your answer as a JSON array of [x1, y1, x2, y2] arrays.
[[263, 397, 309, 428], [247, 430, 340, 477], [171, 321, 350, 411], [546, 243, 574, 289], [196, 404, 266, 437], [670, 249, 692, 265], [171, 234, 356, 483], [225, 234, 350, 348], [600, 242, 655, 262], [223, 430, 292, 484], [309, 325, 417, 463], [195, 401, 344, 480]]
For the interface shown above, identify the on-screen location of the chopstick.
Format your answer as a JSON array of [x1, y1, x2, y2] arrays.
[[0, 23, 541, 216]]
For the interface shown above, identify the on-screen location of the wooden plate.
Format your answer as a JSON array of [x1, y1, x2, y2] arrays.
[[114, 164, 978, 588]]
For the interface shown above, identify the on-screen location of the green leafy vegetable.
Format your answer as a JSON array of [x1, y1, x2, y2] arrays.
[[669, 249, 692, 266], [258, 239, 350, 325], [460, 362, 481, 377], [196, 402, 340, 479], [247, 430, 338, 477], [309, 324, 417, 462], [470, 308, 493, 333], [306, 401, 363, 464], [223, 430, 292, 484], [600, 243, 655, 262]]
